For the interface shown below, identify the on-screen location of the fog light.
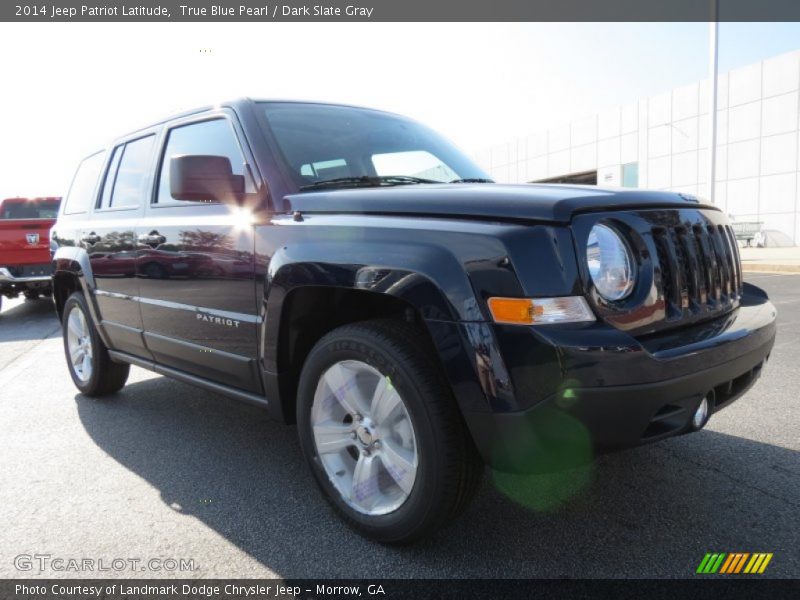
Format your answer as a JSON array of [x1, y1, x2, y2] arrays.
[[692, 396, 710, 430]]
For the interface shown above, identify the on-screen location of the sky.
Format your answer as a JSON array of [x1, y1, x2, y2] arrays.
[[1, 21, 800, 198]]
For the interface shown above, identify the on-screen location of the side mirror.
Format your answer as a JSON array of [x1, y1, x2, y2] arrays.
[[170, 155, 245, 203]]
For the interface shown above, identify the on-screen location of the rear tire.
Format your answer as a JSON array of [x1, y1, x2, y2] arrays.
[[297, 319, 483, 543], [24, 290, 39, 301], [62, 292, 129, 396]]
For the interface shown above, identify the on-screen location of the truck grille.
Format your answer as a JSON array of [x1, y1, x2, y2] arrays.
[[651, 223, 742, 320]]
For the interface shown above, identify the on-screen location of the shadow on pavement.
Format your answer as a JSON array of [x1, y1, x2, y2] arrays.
[[75, 376, 799, 578], [0, 298, 60, 343]]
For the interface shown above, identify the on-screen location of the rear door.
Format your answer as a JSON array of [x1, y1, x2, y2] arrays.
[[83, 131, 159, 358], [136, 111, 261, 393]]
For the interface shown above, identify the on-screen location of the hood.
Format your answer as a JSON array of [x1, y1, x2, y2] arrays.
[[283, 183, 715, 223]]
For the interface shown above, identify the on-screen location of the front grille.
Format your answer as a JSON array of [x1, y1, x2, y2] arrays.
[[573, 207, 744, 336], [651, 223, 742, 321]]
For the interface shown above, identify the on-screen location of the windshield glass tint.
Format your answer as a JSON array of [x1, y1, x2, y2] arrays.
[[260, 103, 490, 189]]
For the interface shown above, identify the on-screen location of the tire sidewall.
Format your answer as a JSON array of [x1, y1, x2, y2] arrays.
[[297, 330, 443, 540]]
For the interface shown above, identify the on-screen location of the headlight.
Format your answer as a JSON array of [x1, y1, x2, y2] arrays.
[[586, 224, 635, 301]]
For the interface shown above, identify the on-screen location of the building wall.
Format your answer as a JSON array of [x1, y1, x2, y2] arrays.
[[477, 50, 800, 244]]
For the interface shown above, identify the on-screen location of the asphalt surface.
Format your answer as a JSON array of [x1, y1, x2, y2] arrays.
[[0, 274, 797, 579]]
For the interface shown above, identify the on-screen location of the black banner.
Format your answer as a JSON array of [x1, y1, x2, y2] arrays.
[[4, 0, 800, 22], [4, 579, 800, 600]]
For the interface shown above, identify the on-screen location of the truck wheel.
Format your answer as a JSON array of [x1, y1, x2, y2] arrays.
[[24, 290, 39, 300], [143, 262, 166, 280], [297, 319, 483, 543], [62, 292, 129, 396]]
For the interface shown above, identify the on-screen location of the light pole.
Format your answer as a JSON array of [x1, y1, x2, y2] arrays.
[[708, 0, 719, 202]]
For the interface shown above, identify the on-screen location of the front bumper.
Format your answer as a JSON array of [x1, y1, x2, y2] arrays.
[[465, 289, 776, 473]]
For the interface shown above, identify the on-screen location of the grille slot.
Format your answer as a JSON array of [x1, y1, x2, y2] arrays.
[[653, 221, 741, 319], [722, 224, 742, 293], [652, 228, 680, 319], [675, 227, 702, 311]]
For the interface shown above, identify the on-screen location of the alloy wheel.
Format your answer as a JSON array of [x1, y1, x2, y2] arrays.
[[66, 306, 93, 382], [311, 360, 418, 515]]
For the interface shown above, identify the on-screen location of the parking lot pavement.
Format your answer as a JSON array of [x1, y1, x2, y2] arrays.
[[0, 275, 797, 579]]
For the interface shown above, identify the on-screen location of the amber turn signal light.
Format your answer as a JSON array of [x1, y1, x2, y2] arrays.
[[487, 298, 540, 324], [487, 296, 596, 325]]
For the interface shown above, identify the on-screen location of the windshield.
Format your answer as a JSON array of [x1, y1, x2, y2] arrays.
[[260, 102, 492, 191]]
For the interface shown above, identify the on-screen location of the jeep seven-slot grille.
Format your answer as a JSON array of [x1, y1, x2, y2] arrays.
[[651, 223, 742, 320]]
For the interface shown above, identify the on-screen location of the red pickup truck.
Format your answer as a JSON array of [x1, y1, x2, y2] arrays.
[[0, 197, 61, 311]]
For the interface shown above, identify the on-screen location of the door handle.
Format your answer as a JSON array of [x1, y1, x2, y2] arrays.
[[138, 231, 166, 247], [81, 232, 101, 245]]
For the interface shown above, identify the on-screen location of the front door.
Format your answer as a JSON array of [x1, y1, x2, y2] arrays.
[[136, 114, 261, 393]]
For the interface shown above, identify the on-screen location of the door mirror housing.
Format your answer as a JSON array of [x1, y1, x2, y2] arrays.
[[170, 155, 245, 203]]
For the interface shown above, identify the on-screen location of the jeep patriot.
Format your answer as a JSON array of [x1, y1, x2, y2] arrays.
[[51, 99, 776, 542]]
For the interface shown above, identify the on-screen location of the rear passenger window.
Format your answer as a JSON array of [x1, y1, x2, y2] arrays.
[[156, 118, 252, 205], [63, 152, 105, 215], [100, 135, 155, 209]]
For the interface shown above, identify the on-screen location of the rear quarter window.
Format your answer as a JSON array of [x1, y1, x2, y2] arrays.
[[63, 151, 106, 215]]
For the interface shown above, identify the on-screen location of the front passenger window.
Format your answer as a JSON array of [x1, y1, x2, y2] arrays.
[[156, 118, 253, 205]]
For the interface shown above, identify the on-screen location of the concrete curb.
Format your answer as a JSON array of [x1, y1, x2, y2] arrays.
[[742, 263, 800, 273]]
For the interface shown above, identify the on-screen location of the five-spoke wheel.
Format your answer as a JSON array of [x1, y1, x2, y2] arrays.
[[66, 305, 93, 382], [311, 360, 418, 516], [61, 292, 130, 396], [297, 319, 483, 543]]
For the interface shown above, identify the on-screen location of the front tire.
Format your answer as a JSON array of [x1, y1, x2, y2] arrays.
[[297, 319, 483, 543], [62, 292, 129, 396]]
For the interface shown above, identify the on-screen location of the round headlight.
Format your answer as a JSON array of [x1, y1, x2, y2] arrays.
[[586, 224, 635, 301]]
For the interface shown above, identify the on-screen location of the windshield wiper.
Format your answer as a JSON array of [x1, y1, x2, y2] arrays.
[[299, 175, 441, 191], [449, 178, 494, 184]]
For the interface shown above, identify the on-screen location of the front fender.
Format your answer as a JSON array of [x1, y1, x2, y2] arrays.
[[253, 215, 566, 426], [259, 236, 521, 421], [266, 240, 473, 321]]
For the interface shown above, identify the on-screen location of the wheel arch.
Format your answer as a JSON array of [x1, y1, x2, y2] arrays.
[[259, 244, 500, 425], [263, 282, 442, 423], [52, 247, 110, 348]]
